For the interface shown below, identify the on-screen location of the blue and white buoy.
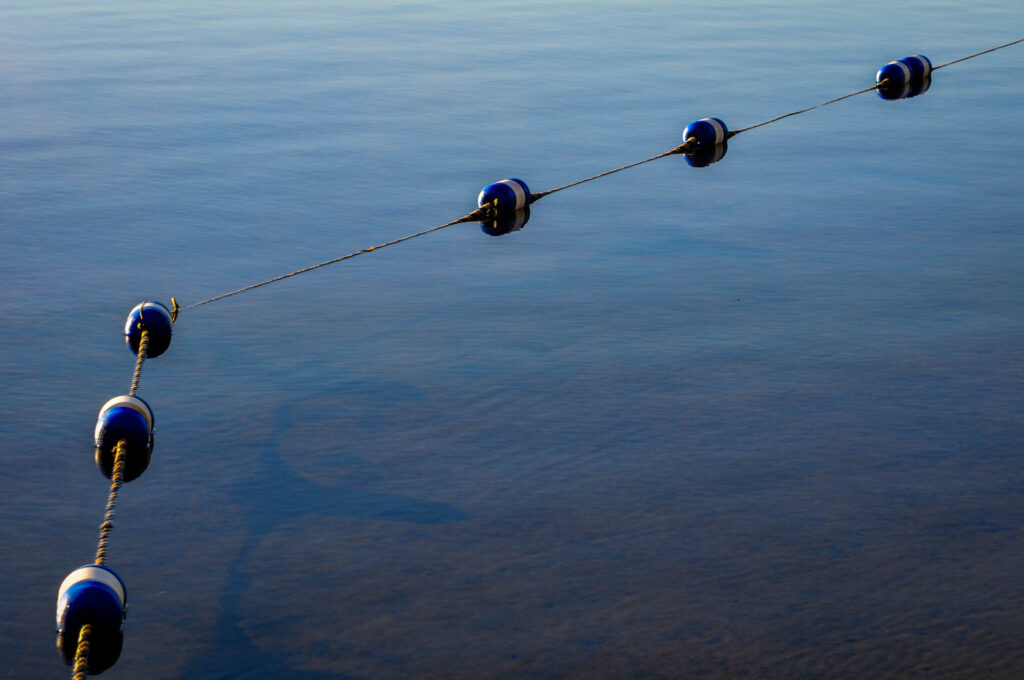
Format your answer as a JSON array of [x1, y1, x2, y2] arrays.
[[683, 118, 729, 149], [124, 301, 174, 358], [876, 55, 932, 88], [56, 564, 126, 672], [94, 395, 154, 482], [478, 178, 531, 214]]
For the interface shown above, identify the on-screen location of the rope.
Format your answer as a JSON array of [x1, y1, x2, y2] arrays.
[[933, 36, 1024, 70], [94, 441, 127, 566], [530, 144, 688, 201], [71, 624, 91, 680], [129, 330, 148, 397], [188, 208, 488, 308], [730, 83, 883, 136]]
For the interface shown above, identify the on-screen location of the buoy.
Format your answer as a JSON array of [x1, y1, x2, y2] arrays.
[[876, 55, 932, 87], [877, 75, 932, 101], [685, 141, 728, 168], [478, 178, 531, 213], [683, 117, 728, 149], [94, 395, 154, 482], [124, 301, 174, 358], [480, 207, 530, 237], [56, 564, 126, 673]]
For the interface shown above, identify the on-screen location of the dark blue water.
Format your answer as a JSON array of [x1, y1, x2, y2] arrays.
[[3, 1, 1024, 678]]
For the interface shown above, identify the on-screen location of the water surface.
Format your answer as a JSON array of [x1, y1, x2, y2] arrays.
[[2, 1, 1024, 678]]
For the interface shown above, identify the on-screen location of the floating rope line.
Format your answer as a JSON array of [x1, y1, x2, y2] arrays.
[[734, 37, 1024, 136], [529, 144, 689, 201], [188, 208, 491, 308], [56, 302, 171, 676], [56, 37, 1022, 677], [532, 78, 881, 193], [730, 83, 883, 135], [180, 38, 1021, 309]]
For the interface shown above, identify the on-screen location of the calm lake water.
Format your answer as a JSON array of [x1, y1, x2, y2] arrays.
[[3, 1, 1024, 678]]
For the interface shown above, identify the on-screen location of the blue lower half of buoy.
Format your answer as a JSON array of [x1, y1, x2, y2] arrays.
[[478, 178, 530, 213]]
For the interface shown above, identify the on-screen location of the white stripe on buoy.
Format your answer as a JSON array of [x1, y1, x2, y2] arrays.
[[913, 55, 932, 78], [58, 566, 126, 607], [96, 395, 154, 435], [707, 118, 725, 145], [500, 179, 527, 210]]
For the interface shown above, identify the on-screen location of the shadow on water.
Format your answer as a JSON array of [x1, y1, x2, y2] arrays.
[[181, 392, 468, 679], [685, 141, 728, 168], [479, 207, 530, 237], [877, 75, 932, 101]]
